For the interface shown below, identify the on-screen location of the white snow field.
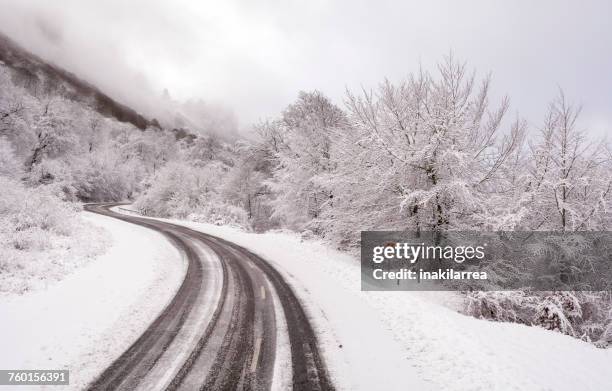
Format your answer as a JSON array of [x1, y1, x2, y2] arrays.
[[135, 210, 612, 391], [0, 211, 186, 390]]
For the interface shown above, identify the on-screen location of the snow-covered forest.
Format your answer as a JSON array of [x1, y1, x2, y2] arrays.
[[1, 31, 611, 348]]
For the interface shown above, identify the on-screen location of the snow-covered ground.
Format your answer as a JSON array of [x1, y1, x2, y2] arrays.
[[0, 211, 185, 390], [129, 208, 612, 391], [4, 205, 610, 391]]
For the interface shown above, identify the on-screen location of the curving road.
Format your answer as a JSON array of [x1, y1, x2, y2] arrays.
[[84, 203, 333, 391]]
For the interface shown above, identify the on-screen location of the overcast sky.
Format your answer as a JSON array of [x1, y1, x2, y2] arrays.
[[0, 0, 610, 135]]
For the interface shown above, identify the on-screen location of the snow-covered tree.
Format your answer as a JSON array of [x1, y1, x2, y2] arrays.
[[323, 56, 524, 244], [25, 98, 79, 173], [524, 91, 611, 231], [221, 140, 276, 230], [266, 91, 347, 231]]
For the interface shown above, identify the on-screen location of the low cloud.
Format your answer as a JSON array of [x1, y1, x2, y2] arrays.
[[0, 0, 610, 135]]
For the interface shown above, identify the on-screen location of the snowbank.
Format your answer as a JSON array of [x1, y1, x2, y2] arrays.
[[0, 211, 186, 390], [145, 213, 612, 391]]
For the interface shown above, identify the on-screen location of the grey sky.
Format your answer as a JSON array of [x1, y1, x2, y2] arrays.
[[0, 0, 610, 135]]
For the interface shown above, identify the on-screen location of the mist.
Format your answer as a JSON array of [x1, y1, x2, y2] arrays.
[[0, 0, 610, 135]]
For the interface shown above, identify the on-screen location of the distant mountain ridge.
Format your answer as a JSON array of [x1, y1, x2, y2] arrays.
[[0, 31, 158, 130]]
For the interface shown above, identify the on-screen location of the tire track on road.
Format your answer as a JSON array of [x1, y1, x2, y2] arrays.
[[85, 203, 333, 391]]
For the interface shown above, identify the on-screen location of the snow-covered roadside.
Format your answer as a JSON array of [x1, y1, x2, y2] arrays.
[[126, 208, 612, 391], [0, 211, 186, 390]]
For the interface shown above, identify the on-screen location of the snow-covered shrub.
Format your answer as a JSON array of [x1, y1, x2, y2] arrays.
[[534, 292, 580, 335], [597, 322, 612, 348], [0, 176, 76, 237], [135, 161, 213, 217], [0, 176, 106, 294], [188, 203, 249, 227], [465, 291, 537, 324], [465, 290, 612, 344], [135, 160, 250, 228], [70, 152, 144, 202]]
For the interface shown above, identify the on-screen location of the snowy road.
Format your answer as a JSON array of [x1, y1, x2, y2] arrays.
[[84, 204, 333, 391]]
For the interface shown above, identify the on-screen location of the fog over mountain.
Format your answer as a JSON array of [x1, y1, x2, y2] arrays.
[[0, 0, 610, 135]]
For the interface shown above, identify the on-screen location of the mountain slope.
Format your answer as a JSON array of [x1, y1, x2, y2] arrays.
[[0, 31, 157, 130]]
